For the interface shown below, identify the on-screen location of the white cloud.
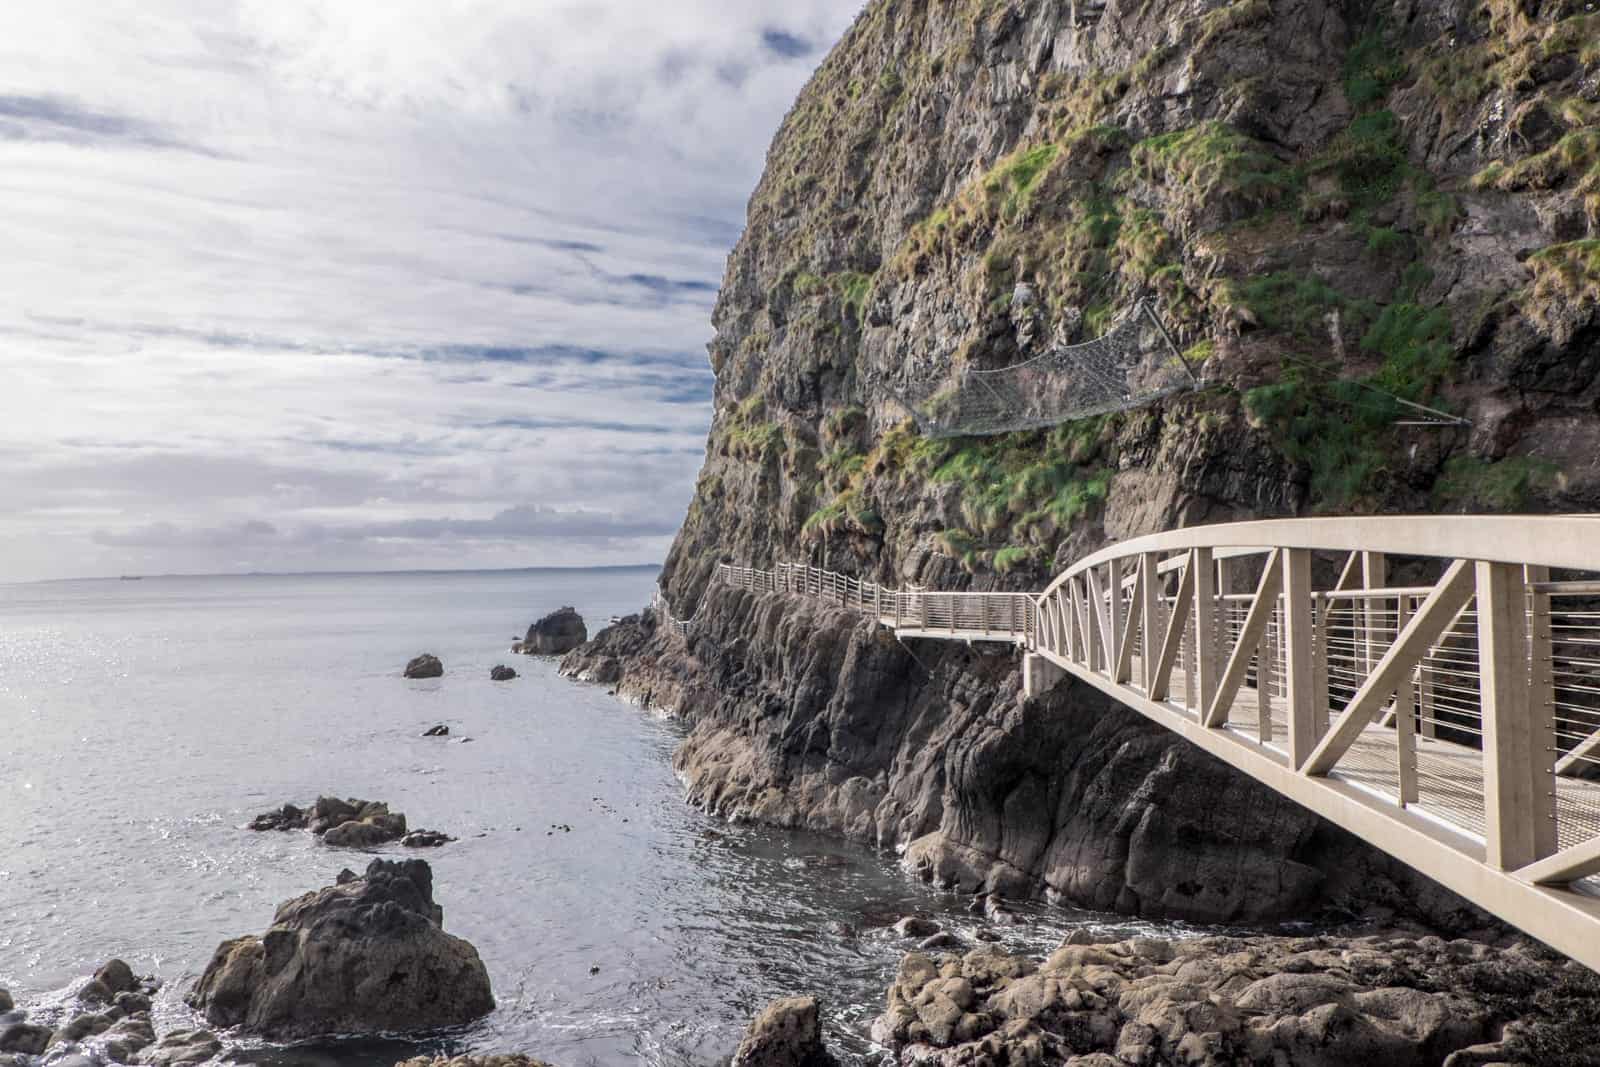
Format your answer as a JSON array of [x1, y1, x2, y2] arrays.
[[0, 0, 864, 580]]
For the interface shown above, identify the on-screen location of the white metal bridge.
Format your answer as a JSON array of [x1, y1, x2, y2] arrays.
[[695, 516, 1600, 970]]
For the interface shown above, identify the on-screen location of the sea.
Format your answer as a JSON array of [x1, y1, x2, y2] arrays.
[[0, 567, 1176, 1065]]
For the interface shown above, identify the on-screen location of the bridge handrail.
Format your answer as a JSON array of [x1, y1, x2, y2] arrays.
[[1040, 514, 1600, 601]]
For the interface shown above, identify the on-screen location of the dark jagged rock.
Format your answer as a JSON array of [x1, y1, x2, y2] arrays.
[[524, 608, 586, 655], [401, 830, 454, 848], [731, 996, 834, 1067], [489, 665, 518, 681], [188, 858, 493, 1039], [248, 803, 307, 831], [423, 724, 449, 737], [870, 931, 1600, 1066], [403, 654, 443, 679]]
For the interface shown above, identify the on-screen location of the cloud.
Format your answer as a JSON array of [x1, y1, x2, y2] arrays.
[[0, 0, 865, 580]]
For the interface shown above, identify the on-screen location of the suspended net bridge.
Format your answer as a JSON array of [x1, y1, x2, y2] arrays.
[[664, 516, 1600, 970]]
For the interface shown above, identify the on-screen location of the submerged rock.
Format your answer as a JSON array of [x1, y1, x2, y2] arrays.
[[423, 724, 449, 737], [404, 654, 443, 679], [401, 830, 454, 848], [490, 665, 518, 681], [524, 608, 586, 655], [892, 917, 940, 939], [133, 1029, 221, 1067], [732, 996, 833, 1067], [188, 858, 493, 1039]]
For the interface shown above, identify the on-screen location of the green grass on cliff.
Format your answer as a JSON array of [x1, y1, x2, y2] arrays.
[[1527, 239, 1600, 308], [1435, 455, 1560, 511]]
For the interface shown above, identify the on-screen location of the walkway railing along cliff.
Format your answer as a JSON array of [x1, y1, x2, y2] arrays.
[[670, 517, 1600, 972]]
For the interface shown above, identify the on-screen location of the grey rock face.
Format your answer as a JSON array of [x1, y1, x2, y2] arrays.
[[187, 858, 493, 1039], [731, 996, 833, 1067], [524, 608, 586, 655], [404, 653, 443, 679]]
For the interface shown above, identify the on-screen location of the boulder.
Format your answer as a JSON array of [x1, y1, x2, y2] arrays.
[[112, 992, 151, 1015], [731, 996, 833, 1067], [102, 1014, 156, 1062], [133, 1030, 221, 1067], [47, 1011, 115, 1048], [523, 608, 586, 655], [187, 858, 493, 1039], [0, 1025, 51, 1055], [490, 665, 518, 681], [423, 724, 449, 737], [893, 916, 941, 939], [401, 830, 454, 848], [93, 960, 137, 997], [404, 654, 443, 679]]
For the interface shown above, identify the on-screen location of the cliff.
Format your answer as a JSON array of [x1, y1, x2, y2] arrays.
[[564, 0, 1599, 926]]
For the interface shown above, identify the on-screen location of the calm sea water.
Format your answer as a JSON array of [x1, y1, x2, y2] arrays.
[[0, 568, 1170, 1065]]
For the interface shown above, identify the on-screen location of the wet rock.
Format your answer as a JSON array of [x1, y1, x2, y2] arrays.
[[403, 654, 443, 679], [93, 960, 137, 997], [0, 1025, 52, 1055], [919, 932, 963, 951], [490, 665, 518, 681], [0, 991, 9, 1015], [101, 1014, 156, 1062], [871, 930, 1600, 1065], [188, 858, 493, 1039], [524, 607, 586, 655], [322, 807, 407, 848], [248, 802, 308, 832], [401, 830, 454, 848], [133, 1030, 221, 1067], [111, 992, 151, 1016], [336, 867, 359, 884], [893, 917, 941, 939], [423, 724, 449, 737], [47, 1012, 115, 1048], [395, 1057, 555, 1067], [75, 979, 112, 1005], [731, 996, 833, 1067]]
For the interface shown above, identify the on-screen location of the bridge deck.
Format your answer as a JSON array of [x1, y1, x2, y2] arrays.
[[1150, 656, 1600, 863]]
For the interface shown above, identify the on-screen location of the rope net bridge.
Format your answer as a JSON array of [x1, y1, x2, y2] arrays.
[[886, 298, 1195, 438], [689, 516, 1600, 970]]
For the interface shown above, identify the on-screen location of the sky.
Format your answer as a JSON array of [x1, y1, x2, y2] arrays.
[[0, 0, 863, 581]]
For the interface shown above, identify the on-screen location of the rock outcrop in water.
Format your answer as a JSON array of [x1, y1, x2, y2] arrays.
[[249, 795, 421, 848], [490, 665, 518, 681], [524, 608, 586, 655], [732, 996, 835, 1067], [404, 654, 443, 679], [0, 961, 167, 1065], [188, 858, 493, 1039], [870, 930, 1600, 1066]]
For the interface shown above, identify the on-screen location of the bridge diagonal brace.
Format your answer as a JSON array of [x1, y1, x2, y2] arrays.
[[1517, 837, 1600, 886], [1204, 549, 1283, 728], [1150, 551, 1196, 703], [1303, 559, 1476, 777], [1556, 727, 1600, 777], [1115, 563, 1143, 684]]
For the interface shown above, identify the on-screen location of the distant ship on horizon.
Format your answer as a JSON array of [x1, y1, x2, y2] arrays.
[[119, 575, 144, 581]]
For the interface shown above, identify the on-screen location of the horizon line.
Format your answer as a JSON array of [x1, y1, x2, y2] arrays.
[[12, 561, 665, 586]]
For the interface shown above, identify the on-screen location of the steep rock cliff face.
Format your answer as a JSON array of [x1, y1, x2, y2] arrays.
[[568, 0, 1598, 924]]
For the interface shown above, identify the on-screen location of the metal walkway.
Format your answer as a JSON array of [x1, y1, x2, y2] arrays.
[[704, 517, 1600, 970]]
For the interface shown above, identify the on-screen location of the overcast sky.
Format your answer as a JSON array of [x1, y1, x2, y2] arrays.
[[0, 1, 862, 581]]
